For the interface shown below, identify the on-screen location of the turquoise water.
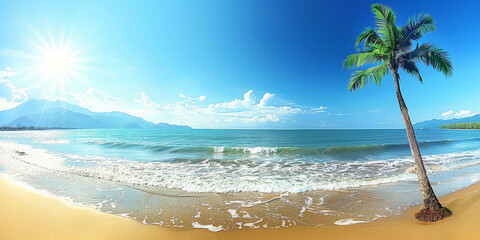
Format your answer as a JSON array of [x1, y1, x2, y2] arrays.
[[1, 129, 479, 230]]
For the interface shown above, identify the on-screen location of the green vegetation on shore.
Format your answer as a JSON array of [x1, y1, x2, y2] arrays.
[[440, 122, 480, 129]]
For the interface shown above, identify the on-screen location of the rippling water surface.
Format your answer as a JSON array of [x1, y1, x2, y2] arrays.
[[1, 129, 479, 231]]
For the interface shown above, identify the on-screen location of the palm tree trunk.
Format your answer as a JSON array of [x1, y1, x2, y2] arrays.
[[391, 68, 452, 222]]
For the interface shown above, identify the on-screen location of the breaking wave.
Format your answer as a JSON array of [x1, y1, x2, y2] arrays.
[[2, 141, 480, 193], [75, 137, 480, 157]]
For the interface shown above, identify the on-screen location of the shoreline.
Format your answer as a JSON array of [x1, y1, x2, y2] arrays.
[[1, 177, 479, 240]]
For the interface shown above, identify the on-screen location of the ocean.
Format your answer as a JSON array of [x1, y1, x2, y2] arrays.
[[1, 129, 479, 231]]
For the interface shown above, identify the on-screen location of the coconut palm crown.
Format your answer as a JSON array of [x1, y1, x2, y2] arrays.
[[344, 3, 452, 90], [344, 3, 453, 222]]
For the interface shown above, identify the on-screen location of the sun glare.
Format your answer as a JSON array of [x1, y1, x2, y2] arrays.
[[23, 28, 98, 98], [41, 48, 75, 78]]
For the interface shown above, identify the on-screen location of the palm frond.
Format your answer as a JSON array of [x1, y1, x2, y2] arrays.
[[401, 60, 423, 83], [348, 63, 389, 91], [372, 4, 396, 28], [399, 43, 453, 76], [398, 13, 436, 52], [355, 27, 384, 50], [345, 3, 452, 92], [343, 51, 384, 68], [371, 4, 398, 50]]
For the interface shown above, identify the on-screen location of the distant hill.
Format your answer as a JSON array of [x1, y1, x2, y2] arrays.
[[0, 99, 192, 130], [414, 114, 480, 129]]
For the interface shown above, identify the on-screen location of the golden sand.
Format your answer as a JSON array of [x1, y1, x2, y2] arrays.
[[1, 177, 479, 240]]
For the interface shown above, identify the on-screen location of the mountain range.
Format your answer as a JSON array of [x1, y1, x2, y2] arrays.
[[414, 114, 480, 129], [3, 99, 474, 130], [0, 99, 191, 129]]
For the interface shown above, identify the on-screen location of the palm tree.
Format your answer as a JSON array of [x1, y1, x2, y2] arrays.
[[343, 3, 453, 222]]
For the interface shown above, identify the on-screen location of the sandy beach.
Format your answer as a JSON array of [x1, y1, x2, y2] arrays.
[[0, 176, 479, 240], [1, 0, 480, 239]]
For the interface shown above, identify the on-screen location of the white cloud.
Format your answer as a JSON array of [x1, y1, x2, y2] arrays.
[[134, 91, 159, 108], [456, 110, 474, 118], [0, 67, 16, 78], [128, 90, 327, 128], [225, 114, 279, 123], [208, 90, 257, 111], [0, 71, 331, 128], [454, 110, 474, 118], [0, 67, 44, 111], [70, 88, 123, 112], [441, 110, 454, 118], [0, 68, 44, 102], [178, 93, 206, 102], [441, 109, 476, 119], [0, 98, 20, 111], [258, 93, 274, 107], [312, 106, 327, 113]]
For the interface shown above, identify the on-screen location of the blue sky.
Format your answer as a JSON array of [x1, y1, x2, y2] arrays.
[[0, 0, 479, 129]]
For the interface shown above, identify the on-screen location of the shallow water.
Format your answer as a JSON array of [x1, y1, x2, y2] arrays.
[[0, 129, 479, 231]]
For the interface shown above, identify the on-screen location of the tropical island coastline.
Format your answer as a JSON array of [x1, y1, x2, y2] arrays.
[[1, 0, 480, 239], [440, 122, 480, 129]]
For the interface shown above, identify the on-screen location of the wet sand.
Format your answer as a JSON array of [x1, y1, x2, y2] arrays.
[[1, 176, 479, 240]]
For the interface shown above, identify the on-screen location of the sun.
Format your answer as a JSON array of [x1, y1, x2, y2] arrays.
[[24, 28, 97, 98], [40, 48, 76, 79], [31, 39, 83, 96], [5, 27, 100, 99]]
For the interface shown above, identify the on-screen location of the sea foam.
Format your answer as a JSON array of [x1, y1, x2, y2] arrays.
[[2, 141, 480, 193], [191, 222, 224, 232]]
